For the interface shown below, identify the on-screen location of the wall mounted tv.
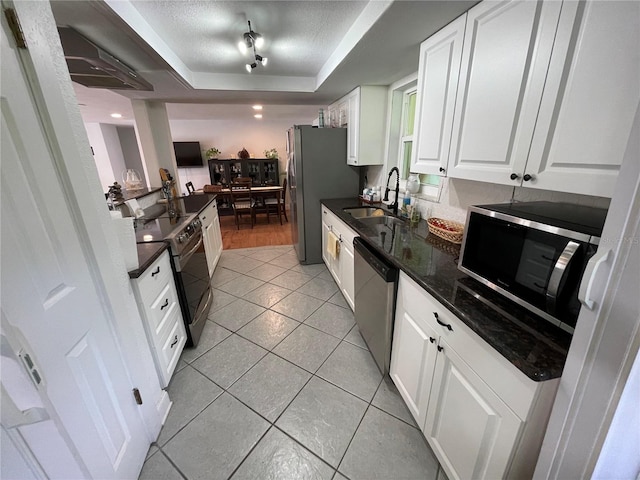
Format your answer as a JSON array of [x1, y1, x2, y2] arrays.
[[173, 141, 203, 167]]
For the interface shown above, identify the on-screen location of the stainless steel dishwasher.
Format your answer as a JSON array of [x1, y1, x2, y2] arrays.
[[353, 237, 399, 375]]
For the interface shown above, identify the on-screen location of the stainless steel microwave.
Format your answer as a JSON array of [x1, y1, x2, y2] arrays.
[[458, 202, 608, 333]]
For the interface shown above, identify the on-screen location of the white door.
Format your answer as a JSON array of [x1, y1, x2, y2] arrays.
[[339, 242, 356, 311], [411, 14, 466, 175], [524, 0, 640, 197], [1, 12, 148, 480], [390, 278, 440, 428], [448, 0, 562, 186], [321, 210, 330, 267], [347, 89, 359, 165], [425, 339, 522, 480]]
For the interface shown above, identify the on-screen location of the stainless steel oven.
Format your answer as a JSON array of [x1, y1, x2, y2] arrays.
[[135, 208, 212, 347], [170, 223, 212, 347]]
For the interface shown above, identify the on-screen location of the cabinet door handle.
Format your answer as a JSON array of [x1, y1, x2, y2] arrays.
[[439, 167, 446, 173], [170, 335, 178, 348], [433, 312, 453, 331], [151, 267, 160, 277], [437, 345, 443, 352], [429, 337, 436, 343], [510, 173, 520, 180], [523, 173, 534, 182], [160, 299, 169, 310]]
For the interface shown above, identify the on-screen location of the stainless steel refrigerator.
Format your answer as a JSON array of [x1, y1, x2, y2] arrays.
[[286, 125, 360, 264]]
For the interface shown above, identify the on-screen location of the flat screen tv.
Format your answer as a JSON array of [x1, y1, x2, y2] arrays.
[[173, 141, 203, 167]]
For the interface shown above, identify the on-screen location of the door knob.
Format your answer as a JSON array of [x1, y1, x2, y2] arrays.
[[523, 174, 534, 182], [510, 173, 520, 180]]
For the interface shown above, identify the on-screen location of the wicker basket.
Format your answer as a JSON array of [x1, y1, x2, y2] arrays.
[[427, 217, 465, 244]]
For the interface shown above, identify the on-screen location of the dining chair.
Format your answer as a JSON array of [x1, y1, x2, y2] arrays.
[[230, 181, 255, 229], [265, 178, 288, 225]]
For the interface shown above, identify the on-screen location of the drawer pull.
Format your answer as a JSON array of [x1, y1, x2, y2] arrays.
[[437, 345, 444, 352], [151, 267, 160, 277], [429, 337, 436, 343], [434, 312, 453, 331], [170, 335, 179, 348], [160, 299, 169, 310]]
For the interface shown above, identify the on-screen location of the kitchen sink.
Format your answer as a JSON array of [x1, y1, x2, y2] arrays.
[[343, 207, 386, 218], [357, 215, 407, 228]]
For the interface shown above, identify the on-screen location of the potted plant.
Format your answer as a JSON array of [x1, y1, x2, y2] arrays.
[[264, 148, 278, 159], [205, 147, 221, 159]]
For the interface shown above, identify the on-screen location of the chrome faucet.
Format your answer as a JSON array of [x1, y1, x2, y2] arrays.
[[383, 167, 400, 216]]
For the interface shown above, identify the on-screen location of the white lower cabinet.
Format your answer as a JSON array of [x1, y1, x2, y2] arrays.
[[321, 205, 358, 310], [131, 250, 186, 388], [390, 271, 559, 480], [425, 338, 522, 480], [200, 199, 223, 277], [389, 305, 439, 427]]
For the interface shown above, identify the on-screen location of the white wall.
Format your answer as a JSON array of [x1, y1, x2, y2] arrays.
[[367, 164, 610, 223], [85, 123, 125, 193], [117, 126, 144, 176], [168, 118, 304, 190], [417, 177, 611, 223]]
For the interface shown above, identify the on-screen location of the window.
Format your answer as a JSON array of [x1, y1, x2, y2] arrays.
[[399, 89, 416, 179], [396, 85, 440, 195]]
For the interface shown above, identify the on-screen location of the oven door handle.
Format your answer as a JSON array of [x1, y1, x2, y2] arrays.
[[546, 241, 580, 316], [179, 230, 204, 267]]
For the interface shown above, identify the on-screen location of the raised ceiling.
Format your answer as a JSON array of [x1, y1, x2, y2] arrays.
[[50, 0, 478, 124]]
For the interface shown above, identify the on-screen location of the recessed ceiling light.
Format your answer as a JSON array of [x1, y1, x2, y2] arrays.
[[110, 113, 123, 118], [252, 105, 263, 110], [254, 114, 263, 119]]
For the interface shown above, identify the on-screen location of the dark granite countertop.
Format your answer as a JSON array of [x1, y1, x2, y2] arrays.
[[128, 242, 169, 279], [321, 198, 572, 381], [114, 187, 162, 206]]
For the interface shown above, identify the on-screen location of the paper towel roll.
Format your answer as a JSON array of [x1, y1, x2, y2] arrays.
[[124, 198, 144, 218]]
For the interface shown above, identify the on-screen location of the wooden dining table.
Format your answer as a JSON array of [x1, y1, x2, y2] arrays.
[[196, 185, 284, 222]]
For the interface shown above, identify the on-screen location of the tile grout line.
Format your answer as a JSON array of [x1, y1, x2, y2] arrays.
[[155, 364, 225, 448], [157, 246, 421, 478], [154, 448, 189, 480], [332, 375, 386, 476]]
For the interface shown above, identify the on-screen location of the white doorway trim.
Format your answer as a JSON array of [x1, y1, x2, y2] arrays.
[[534, 104, 640, 478], [1, 0, 168, 468]]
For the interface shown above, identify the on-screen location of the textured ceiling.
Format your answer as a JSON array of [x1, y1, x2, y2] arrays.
[[129, 0, 368, 76], [52, 0, 479, 124]]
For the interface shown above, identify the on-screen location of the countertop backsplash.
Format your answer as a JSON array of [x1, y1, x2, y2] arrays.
[[365, 166, 611, 225]]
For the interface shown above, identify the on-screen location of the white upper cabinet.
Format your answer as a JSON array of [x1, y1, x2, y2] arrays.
[[525, 1, 640, 197], [330, 86, 387, 166], [411, 14, 466, 175], [447, 0, 562, 185], [421, 0, 639, 197]]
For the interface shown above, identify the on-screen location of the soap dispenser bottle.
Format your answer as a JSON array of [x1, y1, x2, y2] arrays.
[[401, 189, 411, 217]]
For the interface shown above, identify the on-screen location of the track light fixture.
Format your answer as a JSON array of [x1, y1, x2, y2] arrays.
[[239, 20, 267, 73]]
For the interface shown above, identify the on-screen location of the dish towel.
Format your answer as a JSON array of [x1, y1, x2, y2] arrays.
[[327, 231, 340, 259]]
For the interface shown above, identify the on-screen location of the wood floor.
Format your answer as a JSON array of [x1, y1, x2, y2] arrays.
[[220, 211, 293, 249]]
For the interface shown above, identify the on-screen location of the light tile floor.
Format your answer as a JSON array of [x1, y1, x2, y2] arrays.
[[139, 245, 444, 480]]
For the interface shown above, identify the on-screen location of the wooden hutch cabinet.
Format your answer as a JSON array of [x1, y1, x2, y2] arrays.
[[208, 158, 279, 187]]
